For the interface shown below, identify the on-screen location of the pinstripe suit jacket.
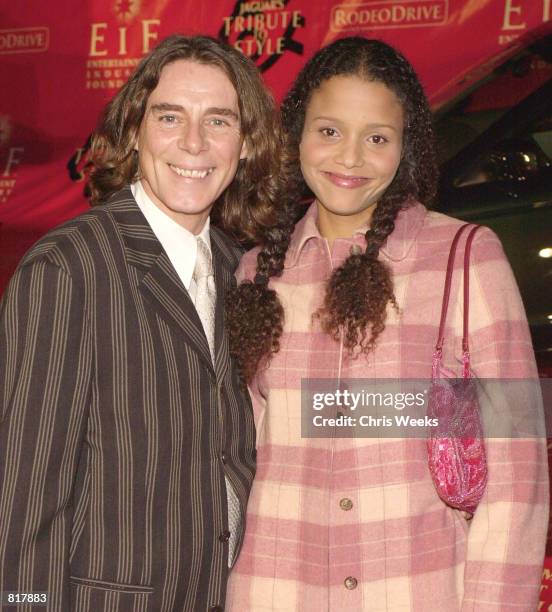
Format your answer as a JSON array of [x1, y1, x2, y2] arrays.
[[0, 187, 256, 612]]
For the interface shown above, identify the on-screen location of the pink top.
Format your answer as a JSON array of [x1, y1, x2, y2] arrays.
[[227, 202, 548, 611]]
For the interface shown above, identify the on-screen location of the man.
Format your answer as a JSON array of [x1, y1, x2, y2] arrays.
[[0, 35, 279, 611]]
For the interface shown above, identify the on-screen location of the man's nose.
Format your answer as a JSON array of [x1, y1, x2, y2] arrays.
[[177, 121, 207, 155]]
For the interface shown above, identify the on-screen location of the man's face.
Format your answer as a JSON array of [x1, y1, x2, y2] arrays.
[[136, 59, 247, 234]]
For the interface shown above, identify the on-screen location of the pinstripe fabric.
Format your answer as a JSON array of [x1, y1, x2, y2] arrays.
[[226, 202, 548, 611], [0, 187, 256, 611]]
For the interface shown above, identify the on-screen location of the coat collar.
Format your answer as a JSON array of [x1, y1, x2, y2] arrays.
[[106, 186, 237, 272], [285, 200, 428, 268], [105, 186, 236, 382]]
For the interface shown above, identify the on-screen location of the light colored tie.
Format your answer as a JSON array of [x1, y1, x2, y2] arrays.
[[193, 237, 216, 361], [193, 236, 241, 567]]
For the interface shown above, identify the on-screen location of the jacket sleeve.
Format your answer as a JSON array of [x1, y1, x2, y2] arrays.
[[0, 258, 92, 611], [458, 228, 548, 611]]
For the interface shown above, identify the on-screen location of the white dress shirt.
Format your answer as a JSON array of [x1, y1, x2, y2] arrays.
[[131, 180, 211, 297]]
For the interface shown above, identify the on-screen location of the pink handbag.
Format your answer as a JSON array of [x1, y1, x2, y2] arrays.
[[426, 224, 487, 515]]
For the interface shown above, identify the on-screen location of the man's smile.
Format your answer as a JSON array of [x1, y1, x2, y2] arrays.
[[168, 164, 215, 179]]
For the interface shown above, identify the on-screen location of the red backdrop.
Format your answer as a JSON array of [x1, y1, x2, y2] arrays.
[[1, 0, 550, 291]]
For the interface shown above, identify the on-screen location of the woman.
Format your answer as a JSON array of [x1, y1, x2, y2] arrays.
[[226, 37, 547, 611]]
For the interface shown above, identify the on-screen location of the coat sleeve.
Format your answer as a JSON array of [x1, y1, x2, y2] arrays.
[[0, 257, 92, 611], [458, 228, 548, 611]]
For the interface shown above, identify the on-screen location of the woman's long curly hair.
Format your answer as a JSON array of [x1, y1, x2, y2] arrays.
[[88, 34, 279, 243], [227, 37, 438, 382]]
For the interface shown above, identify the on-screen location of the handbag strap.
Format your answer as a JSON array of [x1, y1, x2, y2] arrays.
[[433, 223, 482, 378]]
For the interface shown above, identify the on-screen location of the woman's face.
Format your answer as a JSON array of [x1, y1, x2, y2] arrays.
[[299, 74, 404, 239]]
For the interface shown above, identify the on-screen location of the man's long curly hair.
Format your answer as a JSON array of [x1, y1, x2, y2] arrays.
[[227, 37, 438, 382], [88, 34, 279, 243]]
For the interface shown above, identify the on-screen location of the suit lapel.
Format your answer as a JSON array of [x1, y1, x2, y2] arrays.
[[139, 252, 214, 371], [211, 227, 240, 384], [110, 187, 214, 373]]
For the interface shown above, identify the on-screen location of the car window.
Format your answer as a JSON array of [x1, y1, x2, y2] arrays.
[[454, 113, 552, 187]]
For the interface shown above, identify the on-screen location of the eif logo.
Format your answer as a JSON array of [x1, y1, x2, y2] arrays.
[[0, 115, 24, 203], [86, 1, 159, 90]]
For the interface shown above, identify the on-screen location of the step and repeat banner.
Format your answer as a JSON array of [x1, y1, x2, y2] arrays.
[[0, 1, 549, 289]]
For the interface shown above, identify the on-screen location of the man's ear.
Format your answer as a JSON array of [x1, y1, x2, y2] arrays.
[[239, 137, 248, 160], [133, 128, 140, 152]]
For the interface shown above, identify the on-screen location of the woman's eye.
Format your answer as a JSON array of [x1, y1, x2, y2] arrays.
[[320, 127, 339, 137], [369, 134, 388, 145]]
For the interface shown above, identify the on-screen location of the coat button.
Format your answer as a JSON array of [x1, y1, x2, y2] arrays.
[[339, 498, 353, 511], [344, 576, 358, 590], [219, 530, 231, 542], [209, 606, 223, 612], [221, 451, 227, 464]]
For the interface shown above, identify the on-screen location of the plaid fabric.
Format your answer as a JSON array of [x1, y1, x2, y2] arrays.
[[227, 202, 548, 611]]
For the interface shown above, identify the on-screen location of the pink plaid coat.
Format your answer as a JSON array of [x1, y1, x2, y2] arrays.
[[227, 202, 548, 611]]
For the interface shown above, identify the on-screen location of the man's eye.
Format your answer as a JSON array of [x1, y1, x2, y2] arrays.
[[210, 118, 229, 127], [159, 114, 177, 124], [320, 127, 339, 137]]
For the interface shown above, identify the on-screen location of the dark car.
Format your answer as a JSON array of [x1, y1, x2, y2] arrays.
[[434, 33, 552, 375]]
